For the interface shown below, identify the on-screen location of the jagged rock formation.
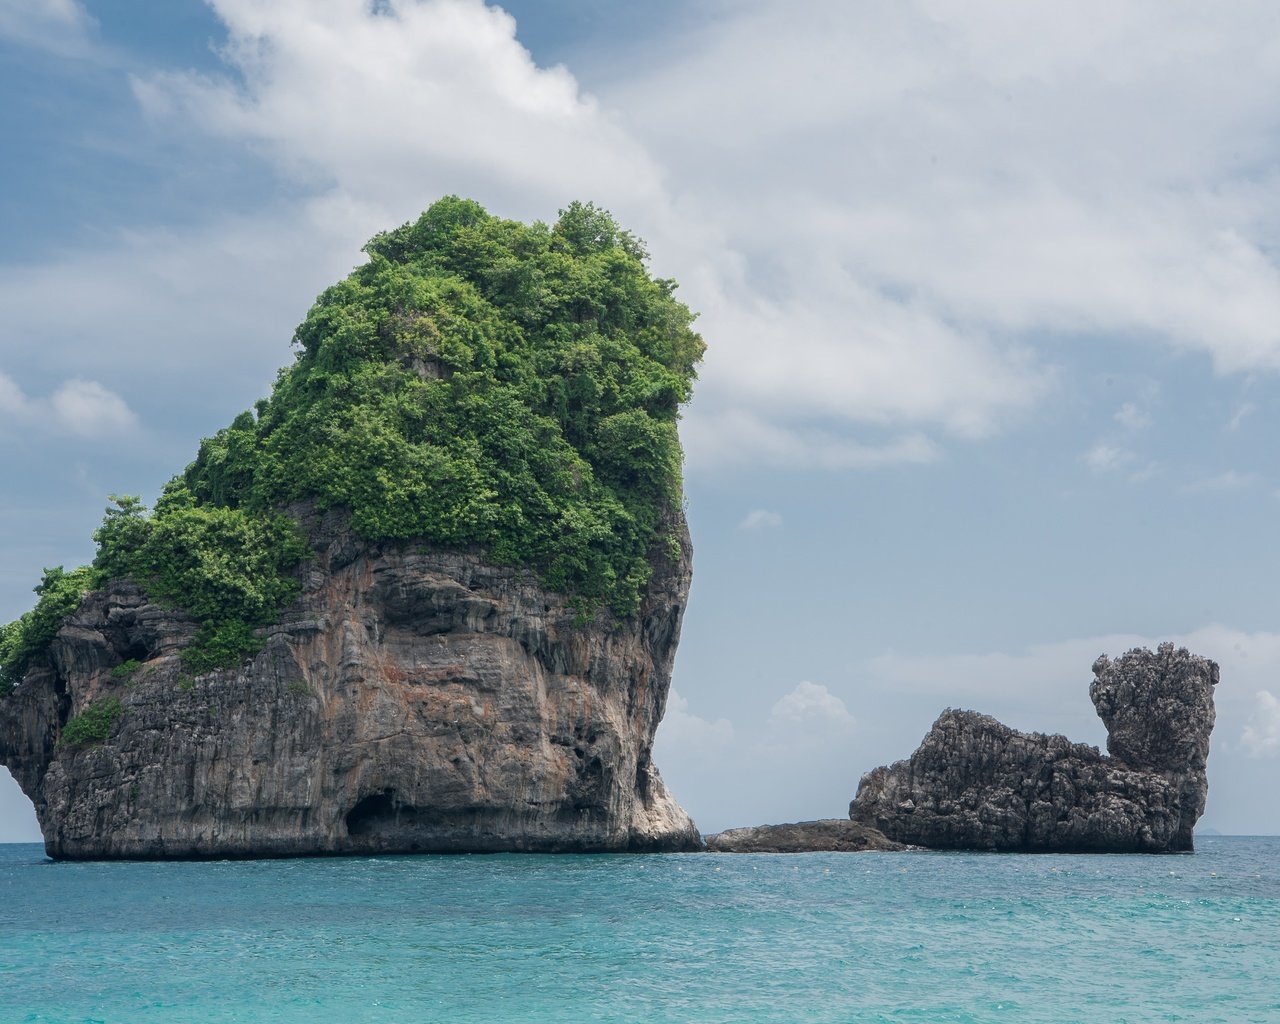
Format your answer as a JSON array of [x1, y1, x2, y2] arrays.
[[849, 644, 1217, 853], [0, 507, 699, 858], [704, 819, 904, 853]]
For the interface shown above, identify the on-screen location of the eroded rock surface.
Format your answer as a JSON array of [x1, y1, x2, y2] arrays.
[[849, 644, 1217, 853], [0, 508, 700, 858], [704, 819, 904, 853]]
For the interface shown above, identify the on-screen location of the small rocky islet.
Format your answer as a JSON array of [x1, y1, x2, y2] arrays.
[[849, 643, 1216, 853], [0, 199, 1218, 859], [710, 643, 1218, 854]]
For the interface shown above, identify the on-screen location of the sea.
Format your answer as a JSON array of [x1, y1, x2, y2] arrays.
[[1, 836, 1276, 1024]]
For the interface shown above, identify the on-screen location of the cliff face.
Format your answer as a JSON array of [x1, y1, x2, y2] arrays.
[[849, 644, 1217, 853], [0, 508, 699, 858]]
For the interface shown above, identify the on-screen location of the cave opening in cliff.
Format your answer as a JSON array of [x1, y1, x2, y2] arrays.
[[345, 791, 399, 837]]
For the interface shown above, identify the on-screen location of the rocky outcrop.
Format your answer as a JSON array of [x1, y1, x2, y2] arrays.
[[849, 644, 1217, 853], [704, 819, 904, 853], [0, 507, 700, 858]]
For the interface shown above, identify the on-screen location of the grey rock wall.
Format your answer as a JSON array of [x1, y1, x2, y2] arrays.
[[0, 509, 700, 858], [849, 644, 1217, 853]]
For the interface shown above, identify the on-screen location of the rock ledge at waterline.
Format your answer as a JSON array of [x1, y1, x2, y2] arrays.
[[849, 644, 1217, 853], [704, 819, 905, 853]]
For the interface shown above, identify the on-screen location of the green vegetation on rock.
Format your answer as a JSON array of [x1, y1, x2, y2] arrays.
[[59, 697, 124, 749], [92, 492, 307, 672], [0, 566, 96, 694], [0, 197, 703, 685], [111, 659, 143, 679]]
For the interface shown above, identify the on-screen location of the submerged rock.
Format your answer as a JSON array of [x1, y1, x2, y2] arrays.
[[704, 819, 904, 853], [849, 644, 1217, 853], [0, 508, 700, 858]]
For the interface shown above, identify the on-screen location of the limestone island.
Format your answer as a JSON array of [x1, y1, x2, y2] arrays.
[[851, 644, 1217, 853], [709, 644, 1217, 854], [0, 199, 705, 859]]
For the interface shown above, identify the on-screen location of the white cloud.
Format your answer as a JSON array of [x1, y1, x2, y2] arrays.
[[0, 371, 137, 438], [0, 0, 93, 54], [0, 371, 26, 415], [869, 625, 1280, 697], [1228, 401, 1256, 431], [1241, 691, 1280, 757], [866, 638, 1143, 748], [1083, 443, 1135, 473], [0, 203, 371, 406], [656, 683, 857, 831], [738, 509, 782, 531], [683, 409, 939, 472], [868, 636, 1137, 711], [1128, 461, 1163, 484], [607, 1, 1280, 393], [48, 379, 137, 436], [654, 689, 734, 751], [1182, 470, 1260, 494], [866, 624, 1280, 751], [131, 0, 662, 229], [1114, 401, 1152, 431], [685, 268, 1050, 443], [769, 681, 856, 730]]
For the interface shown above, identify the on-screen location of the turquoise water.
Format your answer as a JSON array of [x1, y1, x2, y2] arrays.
[[1, 838, 1277, 1024]]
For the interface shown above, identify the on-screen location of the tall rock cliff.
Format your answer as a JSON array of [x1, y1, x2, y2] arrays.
[[849, 644, 1217, 852], [0, 507, 699, 857]]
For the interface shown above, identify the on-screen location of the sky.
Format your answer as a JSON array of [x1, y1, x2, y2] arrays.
[[3, 0, 1280, 840]]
